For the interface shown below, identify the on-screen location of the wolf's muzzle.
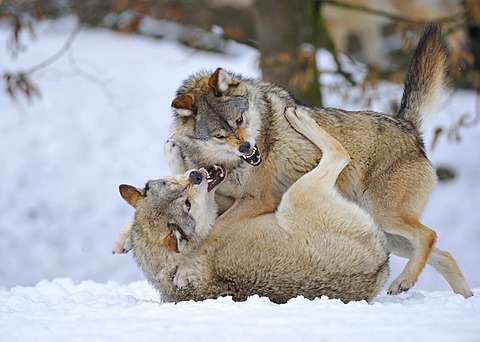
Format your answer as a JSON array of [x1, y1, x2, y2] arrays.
[[239, 141, 251, 154], [189, 170, 203, 185]]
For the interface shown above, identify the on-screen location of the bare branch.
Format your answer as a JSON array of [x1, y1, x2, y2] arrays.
[[24, 24, 82, 75], [66, 47, 125, 114]]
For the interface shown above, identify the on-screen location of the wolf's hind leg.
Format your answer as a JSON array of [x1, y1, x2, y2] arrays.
[[164, 140, 187, 174], [387, 232, 473, 298], [284, 107, 350, 189], [427, 247, 473, 297]]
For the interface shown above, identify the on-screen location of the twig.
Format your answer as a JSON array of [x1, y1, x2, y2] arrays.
[[10, 22, 124, 113], [24, 24, 82, 75], [66, 47, 125, 114]]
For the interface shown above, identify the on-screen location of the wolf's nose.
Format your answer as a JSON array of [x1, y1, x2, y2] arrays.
[[239, 141, 251, 154], [189, 170, 203, 185]]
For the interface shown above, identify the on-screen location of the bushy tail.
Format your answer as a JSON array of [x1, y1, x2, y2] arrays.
[[396, 22, 448, 131]]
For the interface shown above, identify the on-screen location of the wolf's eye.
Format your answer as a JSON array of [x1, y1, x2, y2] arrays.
[[236, 116, 243, 125], [185, 199, 191, 211], [143, 182, 150, 196], [214, 133, 225, 139]]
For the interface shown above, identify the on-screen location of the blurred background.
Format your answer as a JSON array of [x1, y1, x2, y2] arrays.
[[1, 0, 479, 292], [3, 0, 480, 105]]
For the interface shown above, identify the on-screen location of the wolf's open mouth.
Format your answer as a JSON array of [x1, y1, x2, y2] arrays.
[[241, 145, 262, 166], [199, 165, 227, 192]]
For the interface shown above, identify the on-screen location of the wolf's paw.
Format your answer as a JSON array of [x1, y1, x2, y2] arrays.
[[164, 140, 187, 175], [174, 263, 197, 289], [112, 220, 134, 254], [387, 276, 415, 295], [285, 107, 315, 135]]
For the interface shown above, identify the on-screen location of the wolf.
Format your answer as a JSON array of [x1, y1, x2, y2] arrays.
[[162, 23, 472, 298], [119, 107, 389, 303]]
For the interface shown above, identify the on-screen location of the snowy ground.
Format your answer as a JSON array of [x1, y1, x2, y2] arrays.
[[1, 279, 479, 341], [1, 17, 479, 341]]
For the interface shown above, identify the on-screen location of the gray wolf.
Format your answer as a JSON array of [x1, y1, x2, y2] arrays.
[[119, 107, 390, 303], [114, 23, 472, 298]]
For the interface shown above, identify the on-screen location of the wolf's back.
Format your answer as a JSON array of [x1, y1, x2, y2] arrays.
[[396, 23, 448, 131]]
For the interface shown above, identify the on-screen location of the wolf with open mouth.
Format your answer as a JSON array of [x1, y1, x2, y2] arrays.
[[166, 23, 472, 298], [120, 107, 389, 304]]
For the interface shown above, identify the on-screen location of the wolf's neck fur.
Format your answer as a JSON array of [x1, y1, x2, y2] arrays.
[[261, 91, 320, 200]]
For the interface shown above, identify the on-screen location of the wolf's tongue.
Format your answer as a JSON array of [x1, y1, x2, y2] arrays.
[[205, 165, 227, 192], [244, 148, 255, 158]]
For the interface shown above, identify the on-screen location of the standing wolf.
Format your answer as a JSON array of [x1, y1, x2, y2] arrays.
[[114, 23, 472, 297], [120, 107, 389, 303], [164, 23, 472, 298]]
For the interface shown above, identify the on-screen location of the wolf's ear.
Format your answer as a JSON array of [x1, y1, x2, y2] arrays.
[[172, 94, 196, 117], [174, 230, 188, 252], [163, 231, 180, 253], [119, 184, 143, 208], [208, 68, 239, 96]]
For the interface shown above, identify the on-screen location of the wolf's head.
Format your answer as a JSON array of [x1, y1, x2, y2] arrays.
[[119, 166, 226, 253], [170, 68, 266, 168]]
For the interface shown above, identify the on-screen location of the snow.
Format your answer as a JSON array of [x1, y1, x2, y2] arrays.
[[1, 279, 479, 341], [0, 17, 479, 341]]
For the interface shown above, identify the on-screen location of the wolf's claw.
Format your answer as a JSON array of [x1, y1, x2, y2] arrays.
[[165, 140, 187, 174], [112, 220, 134, 254], [174, 263, 198, 289], [387, 277, 415, 295]]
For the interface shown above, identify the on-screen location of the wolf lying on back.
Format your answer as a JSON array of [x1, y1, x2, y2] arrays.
[[120, 107, 389, 303], [164, 23, 472, 298]]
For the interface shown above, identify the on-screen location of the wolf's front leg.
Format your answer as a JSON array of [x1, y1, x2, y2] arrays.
[[164, 140, 187, 175], [112, 220, 134, 254], [173, 260, 200, 289]]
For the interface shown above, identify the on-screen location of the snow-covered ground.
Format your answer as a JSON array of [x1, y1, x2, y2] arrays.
[[1, 17, 479, 341], [1, 278, 479, 341]]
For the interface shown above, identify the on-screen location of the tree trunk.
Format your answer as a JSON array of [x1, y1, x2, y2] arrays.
[[253, 0, 322, 106], [467, 20, 480, 72]]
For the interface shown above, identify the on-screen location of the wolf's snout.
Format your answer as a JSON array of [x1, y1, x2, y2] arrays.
[[239, 141, 251, 154], [189, 170, 203, 185]]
